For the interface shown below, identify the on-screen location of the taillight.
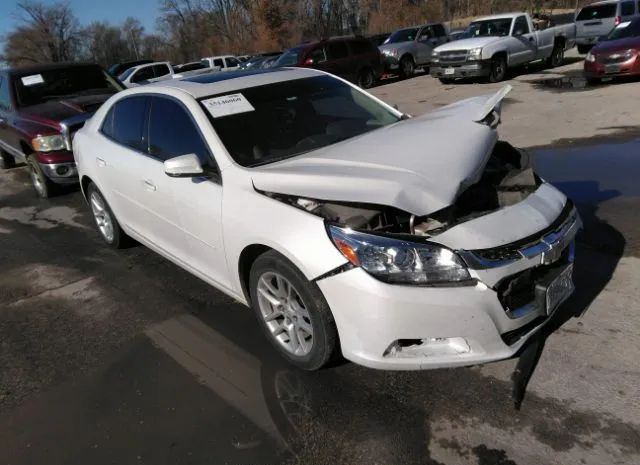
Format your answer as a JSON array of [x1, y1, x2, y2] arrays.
[[614, 16, 621, 26]]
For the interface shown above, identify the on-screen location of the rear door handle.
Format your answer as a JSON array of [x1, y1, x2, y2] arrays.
[[96, 157, 106, 167], [143, 179, 157, 191]]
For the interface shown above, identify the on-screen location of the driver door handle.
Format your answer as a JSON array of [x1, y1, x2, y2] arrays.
[[143, 179, 157, 191], [96, 157, 106, 167]]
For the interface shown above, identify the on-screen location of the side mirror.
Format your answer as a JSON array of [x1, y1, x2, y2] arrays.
[[164, 154, 205, 178]]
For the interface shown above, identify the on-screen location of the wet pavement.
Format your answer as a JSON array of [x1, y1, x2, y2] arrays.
[[1, 138, 639, 465]]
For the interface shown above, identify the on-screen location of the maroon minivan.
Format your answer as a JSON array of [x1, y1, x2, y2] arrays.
[[275, 36, 384, 88], [0, 63, 122, 198]]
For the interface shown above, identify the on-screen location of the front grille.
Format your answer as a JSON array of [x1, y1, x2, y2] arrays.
[[597, 52, 636, 64], [439, 50, 468, 63]]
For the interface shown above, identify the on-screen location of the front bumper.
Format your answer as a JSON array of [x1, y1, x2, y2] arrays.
[[430, 60, 491, 79], [381, 54, 401, 71], [317, 204, 581, 370], [39, 162, 79, 184], [584, 55, 640, 78]]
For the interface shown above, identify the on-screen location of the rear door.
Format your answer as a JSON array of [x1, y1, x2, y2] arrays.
[[576, 2, 619, 42], [325, 40, 353, 81], [147, 96, 229, 288]]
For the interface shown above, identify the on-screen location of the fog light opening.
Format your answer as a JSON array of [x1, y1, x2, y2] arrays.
[[55, 166, 70, 176], [384, 337, 471, 358]]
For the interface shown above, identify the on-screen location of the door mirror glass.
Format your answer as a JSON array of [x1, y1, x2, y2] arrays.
[[164, 154, 204, 178]]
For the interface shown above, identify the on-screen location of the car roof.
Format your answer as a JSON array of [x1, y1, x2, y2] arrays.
[[5, 62, 101, 76], [145, 67, 324, 99], [474, 13, 523, 22]]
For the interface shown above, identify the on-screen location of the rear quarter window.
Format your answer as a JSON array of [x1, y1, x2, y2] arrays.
[[432, 24, 447, 36]]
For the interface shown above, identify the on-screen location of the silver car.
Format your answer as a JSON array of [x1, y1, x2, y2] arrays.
[[378, 23, 449, 78]]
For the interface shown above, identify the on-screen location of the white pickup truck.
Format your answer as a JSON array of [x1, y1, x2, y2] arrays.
[[431, 12, 576, 83], [119, 61, 212, 88]]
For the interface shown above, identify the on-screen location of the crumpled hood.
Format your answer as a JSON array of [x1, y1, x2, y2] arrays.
[[435, 36, 501, 52], [251, 88, 511, 216]]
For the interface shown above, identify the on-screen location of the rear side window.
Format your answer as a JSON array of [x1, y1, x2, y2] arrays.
[[621, 1, 635, 15], [131, 67, 154, 83], [213, 58, 224, 67], [327, 41, 349, 59], [577, 4, 617, 20], [102, 96, 149, 151], [432, 24, 447, 37], [148, 97, 211, 163], [153, 64, 170, 78], [225, 57, 240, 67], [349, 39, 372, 55], [0, 76, 11, 111]]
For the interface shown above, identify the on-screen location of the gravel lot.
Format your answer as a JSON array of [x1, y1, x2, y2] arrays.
[[1, 50, 639, 465]]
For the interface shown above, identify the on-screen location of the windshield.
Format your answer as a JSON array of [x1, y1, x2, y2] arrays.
[[275, 47, 304, 67], [15, 66, 122, 107], [384, 28, 419, 44], [605, 19, 640, 40], [577, 4, 617, 21], [201, 75, 401, 168], [468, 18, 513, 37]]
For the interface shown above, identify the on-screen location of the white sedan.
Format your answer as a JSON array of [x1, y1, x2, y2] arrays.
[[73, 68, 581, 370]]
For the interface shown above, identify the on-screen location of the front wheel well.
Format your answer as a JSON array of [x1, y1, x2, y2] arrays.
[[20, 140, 33, 157], [238, 244, 273, 305], [80, 175, 94, 200], [554, 36, 566, 49]]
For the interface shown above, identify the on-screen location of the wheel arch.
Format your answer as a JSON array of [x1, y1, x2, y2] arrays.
[[238, 244, 274, 305]]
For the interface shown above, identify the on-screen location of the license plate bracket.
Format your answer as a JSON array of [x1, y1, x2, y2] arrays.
[[444, 67, 455, 75], [535, 265, 574, 316], [605, 64, 621, 74]]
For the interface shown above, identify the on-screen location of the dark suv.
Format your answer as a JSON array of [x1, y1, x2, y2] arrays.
[[275, 36, 383, 88], [0, 63, 122, 197]]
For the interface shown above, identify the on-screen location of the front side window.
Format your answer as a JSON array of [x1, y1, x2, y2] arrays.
[[417, 27, 433, 41], [513, 16, 530, 35], [201, 75, 400, 168], [225, 57, 240, 67], [103, 96, 149, 151], [309, 47, 327, 63], [13, 66, 121, 107], [468, 18, 513, 37], [148, 97, 211, 163]]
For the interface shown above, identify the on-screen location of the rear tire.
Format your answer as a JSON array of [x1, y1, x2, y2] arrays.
[[488, 55, 507, 83], [357, 67, 375, 89], [577, 44, 592, 55], [0, 150, 16, 170], [87, 183, 129, 248], [546, 43, 565, 68], [249, 250, 338, 371], [399, 56, 415, 79], [586, 77, 601, 85], [27, 157, 56, 199]]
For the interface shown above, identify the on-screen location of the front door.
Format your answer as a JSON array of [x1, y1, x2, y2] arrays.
[[510, 15, 537, 65], [146, 96, 230, 289]]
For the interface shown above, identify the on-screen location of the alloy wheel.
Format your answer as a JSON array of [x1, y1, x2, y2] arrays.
[[257, 272, 314, 356], [30, 164, 45, 197], [90, 191, 115, 243]]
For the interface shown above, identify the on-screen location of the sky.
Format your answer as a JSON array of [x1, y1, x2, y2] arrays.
[[0, 0, 161, 36]]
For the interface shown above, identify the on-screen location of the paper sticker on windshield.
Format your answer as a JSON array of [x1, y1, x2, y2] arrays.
[[201, 93, 255, 118], [21, 74, 45, 86], [617, 21, 631, 29]]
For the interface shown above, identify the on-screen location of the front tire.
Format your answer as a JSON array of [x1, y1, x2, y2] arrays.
[[488, 55, 507, 83], [27, 157, 56, 198], [87, 183, 128, 248], [439, 78, 455, 84], [249, 250, 338, 370], [399, 56, 415, 79]]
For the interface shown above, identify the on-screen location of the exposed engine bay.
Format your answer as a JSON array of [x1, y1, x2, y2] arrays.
[[262, 141, 540, 238]]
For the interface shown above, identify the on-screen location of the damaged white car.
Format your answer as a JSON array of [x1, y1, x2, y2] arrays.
[[73, 68, 581, 370]]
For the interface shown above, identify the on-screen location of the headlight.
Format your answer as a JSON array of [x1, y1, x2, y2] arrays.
[[32, 134, 66, 152], [468, 48, 482, 61], [585, 52, 596, 62], [431, 51, 440, 62], [382, 48, 398, 57], [328, 225, 472, 285]]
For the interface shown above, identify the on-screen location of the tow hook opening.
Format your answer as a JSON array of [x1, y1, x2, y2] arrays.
[[383, 337, 471, 358]]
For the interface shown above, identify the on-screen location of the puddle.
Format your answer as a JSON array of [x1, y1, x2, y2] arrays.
[[532, 76, 593, 91], [531, 138, 640, 204]]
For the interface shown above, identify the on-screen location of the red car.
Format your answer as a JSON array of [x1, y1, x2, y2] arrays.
[[0, 63, 122, 197], [584, 17, 640, 83], [274, 36, 383, 89]]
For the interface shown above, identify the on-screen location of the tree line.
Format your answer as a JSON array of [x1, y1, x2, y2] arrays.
[[2, 0, 592, 68]]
